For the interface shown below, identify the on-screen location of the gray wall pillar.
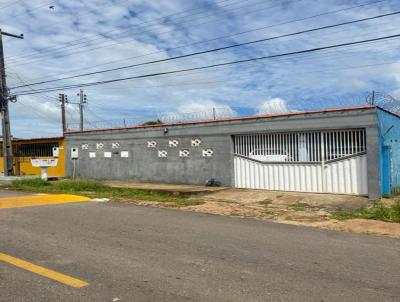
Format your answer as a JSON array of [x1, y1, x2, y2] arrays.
[[366, 126, 381, 199]]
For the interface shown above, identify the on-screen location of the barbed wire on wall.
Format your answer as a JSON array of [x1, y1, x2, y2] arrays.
[[66, 107, 236, 131], [158, 107, 235, 123], [67, 91, 400, 132], [365, 91, 400, 114]]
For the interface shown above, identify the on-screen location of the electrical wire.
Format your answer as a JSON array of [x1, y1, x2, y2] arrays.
[[11, 9, 400, 89], [6, 0, 238, 60], [12, 32, 400, 96], [6, 0, 253, 61], [8, 0, 388, 66], [35, 36, 399, 95], [8, 0, 390, 82]]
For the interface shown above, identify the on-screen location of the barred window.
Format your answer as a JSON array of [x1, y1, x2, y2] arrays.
[[234, 129, 366, 162], [14, 143, 59, 157]]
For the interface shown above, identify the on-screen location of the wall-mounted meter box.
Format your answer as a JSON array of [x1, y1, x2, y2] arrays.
[[52, 147, 60, 158], [71, 147, 79, 159]]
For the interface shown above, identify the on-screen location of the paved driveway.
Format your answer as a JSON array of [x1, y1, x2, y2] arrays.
[[0, 192, 399, 301]]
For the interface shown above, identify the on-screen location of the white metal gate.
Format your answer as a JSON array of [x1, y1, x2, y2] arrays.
[[233, 129, 368, 195]]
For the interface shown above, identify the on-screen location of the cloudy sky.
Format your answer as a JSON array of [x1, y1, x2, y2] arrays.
[[2, 0, 400, 137]]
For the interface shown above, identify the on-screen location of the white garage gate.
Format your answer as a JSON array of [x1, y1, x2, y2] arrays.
[[233, 129, 368, 195]]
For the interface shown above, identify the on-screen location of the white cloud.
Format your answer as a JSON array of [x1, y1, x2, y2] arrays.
[[3, 0, 400, 137], [159, 99, 236, 121], [177, 99, 232, 113], [257, 98, 290, 115]]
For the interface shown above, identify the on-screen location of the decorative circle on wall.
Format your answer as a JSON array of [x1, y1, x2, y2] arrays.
[[202, 149, 214, 157], [158, 150, 168, 158], [191, 138, 202, 147], [147, 141, 157, 148], [112, 142, 120, 149], [169, 140, 179, 147], [96, 143, 104, 150], [81, 143, 89, 150], [179, 149, 190, 157]]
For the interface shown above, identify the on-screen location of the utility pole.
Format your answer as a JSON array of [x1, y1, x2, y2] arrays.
[[371, 90, 375, 105], [59, 94, 68, 133], [77, 89, 87, 131], [0, 29, 23, 176], [68, 90, 87, 131]]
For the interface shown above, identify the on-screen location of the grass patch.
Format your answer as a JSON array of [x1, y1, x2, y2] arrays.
[[391, 187, 400, 196], [8, 178, 203, 207], [258, 199, 272, 206], [288, 202, 309, 211], [333, 202, 400, 223], [11, 178, 50, 189]]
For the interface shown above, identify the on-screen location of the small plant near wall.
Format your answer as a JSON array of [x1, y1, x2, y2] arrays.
[[333, 201, 400, 223], [258, 199, 272, 206], [392, 187, 400, 196]]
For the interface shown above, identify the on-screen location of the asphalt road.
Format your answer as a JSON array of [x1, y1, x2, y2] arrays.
[[0, 194, 399, 301]]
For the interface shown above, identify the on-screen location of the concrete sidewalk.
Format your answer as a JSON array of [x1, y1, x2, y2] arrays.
[[104, 180, 226, 194]]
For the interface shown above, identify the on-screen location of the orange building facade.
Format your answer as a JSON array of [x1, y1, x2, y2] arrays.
[[0, 137, 66, 177]]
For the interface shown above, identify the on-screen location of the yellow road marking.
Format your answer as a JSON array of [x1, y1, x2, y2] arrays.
[[0, 252, 88, 288], [0, 194, 91, 209]]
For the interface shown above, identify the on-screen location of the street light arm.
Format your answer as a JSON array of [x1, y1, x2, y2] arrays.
[[1, 31, 23, 39]]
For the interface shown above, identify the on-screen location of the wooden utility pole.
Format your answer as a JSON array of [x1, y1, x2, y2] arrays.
[[0, 29, 23, 176], [59, 94, 68, 133]]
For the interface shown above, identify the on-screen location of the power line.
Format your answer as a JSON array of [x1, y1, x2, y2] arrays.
[[15, 35, 395, 96], [8, 0, 389, 66], [61, 41, 397, 95], [7, 0, 272, 69], [11, 9, 400, 90], [8, 0, 390, 82], [12, 32, 400, 96], [8, 71, 57, 102], [6, 0, 238, 60], [6, 0, 253, 62]]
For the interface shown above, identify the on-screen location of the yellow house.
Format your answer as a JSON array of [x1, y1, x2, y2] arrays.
[[0, 136, 66, 177]]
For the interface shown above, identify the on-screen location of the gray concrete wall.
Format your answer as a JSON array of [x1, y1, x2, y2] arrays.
[[67, 134, 234, 186], [366, 126, 381, 199], [65, 108, 381, 197]]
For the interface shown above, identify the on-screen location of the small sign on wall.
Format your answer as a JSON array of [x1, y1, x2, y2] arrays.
[[104, 151, 112, 158], [89, 152, 96, 158], [121, 151, 129, 158]]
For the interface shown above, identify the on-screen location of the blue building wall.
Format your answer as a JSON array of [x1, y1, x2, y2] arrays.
[[377, 108, 400, 194]]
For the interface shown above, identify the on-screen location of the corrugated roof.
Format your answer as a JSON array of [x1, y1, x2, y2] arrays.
[[64, 105, 376, 134]]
